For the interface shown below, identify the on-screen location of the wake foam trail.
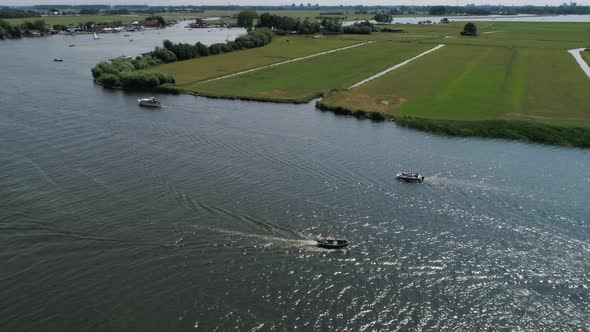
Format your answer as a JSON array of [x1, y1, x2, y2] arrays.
[[425, 175, 503, 193], [196, 226, 321, 250]]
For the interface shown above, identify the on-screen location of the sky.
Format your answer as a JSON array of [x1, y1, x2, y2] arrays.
[[0, 0, 585, 6]]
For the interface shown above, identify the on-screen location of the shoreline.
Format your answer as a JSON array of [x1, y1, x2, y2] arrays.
[[143, 83, 590, 148], [314, 99, 590, 148]]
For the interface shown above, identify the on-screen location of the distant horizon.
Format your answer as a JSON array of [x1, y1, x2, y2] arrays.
[[2, 1, 589, 8]]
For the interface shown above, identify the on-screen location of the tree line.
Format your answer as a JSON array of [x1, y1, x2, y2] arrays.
[[343, 21, 375, 35], [255, 12, 376, 35], [91, 28, 273, 90], [0, 8, 39, 19], [91, 56, 175, 89], [0, 20, 22, 39], [0, 15, 168, 40], [256, 13, 321, 35], [152, 28, 272, 63], [0, 19, 54, 39]]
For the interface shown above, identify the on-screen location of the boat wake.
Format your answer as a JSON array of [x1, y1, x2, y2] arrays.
[[195, 226, 321, 250], [424, 175, 504, 193]]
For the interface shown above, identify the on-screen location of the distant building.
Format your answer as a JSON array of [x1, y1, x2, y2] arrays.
[[144, 20, 159, 27], [189, 18, 210, 29], [43, 24, 56, 34]]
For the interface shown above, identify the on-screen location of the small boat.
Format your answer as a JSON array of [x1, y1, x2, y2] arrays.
[[138, 97, 161, 107], [93, 32, 100, 40], [53, 58, 64, 62], [396, 172, 425, 182], [317, 237, 349, 249], [68, 44, 76, 47], [123, 34, 131, 36]]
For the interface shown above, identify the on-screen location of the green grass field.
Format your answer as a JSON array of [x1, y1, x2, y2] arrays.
[[319, 23, 590, 125], [187, 41, 432, 102], [321, 45, 590, 126], [148, 36, 362, 86], [583, 50, 590, 66], [130, 21, 590, 145], [314, 22, 590, 145]]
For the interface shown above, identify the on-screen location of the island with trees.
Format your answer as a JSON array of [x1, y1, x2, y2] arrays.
[[91, 28, 273, 90]]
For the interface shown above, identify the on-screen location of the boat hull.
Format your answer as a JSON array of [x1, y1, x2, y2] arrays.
[[316, 240, 349, 249], [396, 173, 425, 183], [396, 176, 424, 183], [138, 100, 161, 107]]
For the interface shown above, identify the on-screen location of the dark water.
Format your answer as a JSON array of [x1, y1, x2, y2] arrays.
[[1, 28, 589, 332]]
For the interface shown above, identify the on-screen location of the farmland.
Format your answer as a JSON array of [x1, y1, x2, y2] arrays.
[[320, 45, 590, 125], [184, 41, 432, 102], [142, 21, 590, 146], [147, 36, 362, 86]]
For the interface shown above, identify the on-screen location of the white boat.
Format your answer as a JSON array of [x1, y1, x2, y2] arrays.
[[396, 172, 425, 182], [138, 97, 161, 107], [93, 32, 100, 40]]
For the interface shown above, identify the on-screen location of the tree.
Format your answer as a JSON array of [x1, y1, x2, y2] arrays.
[[0, 19, 21, 39], [237, 10, 259, 28], [373, 12, 393, 23], [461, 22, 477, 36], [429, 6, 446, 15], [22, 19, 48, 32], [321, 19, 342, 33], [152, 47, 177, 62], [80, 8, 100, 15], [97, 73, 121, 87], [146, 16, 167, 27]]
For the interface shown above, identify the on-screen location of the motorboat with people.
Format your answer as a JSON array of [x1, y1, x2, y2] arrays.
[[396, 172, 425, 183], [53, 58, 64, 62], [138, 97, 161, 108], [316, 237, 349, 249]]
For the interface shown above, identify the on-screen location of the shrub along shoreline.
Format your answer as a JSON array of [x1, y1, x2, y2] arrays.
[[91, 28, 273, 90], [315, 100, 590, 148]]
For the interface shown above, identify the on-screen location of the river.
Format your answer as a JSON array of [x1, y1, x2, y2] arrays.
[[345, 14, 590, 25], [1, 26, 589, 331]]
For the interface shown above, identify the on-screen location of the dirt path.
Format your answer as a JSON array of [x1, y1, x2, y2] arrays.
[[568, 48, 590, 79], [195, 41, 374, 85], [349, 44, 446, 89]]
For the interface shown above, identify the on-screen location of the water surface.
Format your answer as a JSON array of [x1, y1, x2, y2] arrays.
[[1, 27, 589, 331], [346, 14, 590, 25]]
